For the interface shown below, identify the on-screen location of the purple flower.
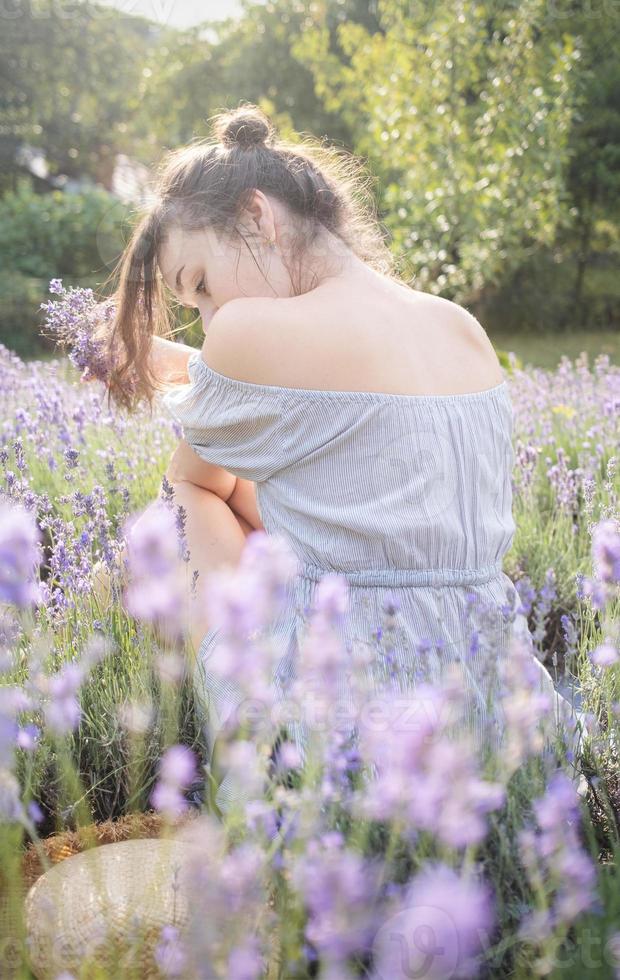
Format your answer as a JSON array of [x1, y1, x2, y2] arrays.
[[518, 771, 598, 939], [122, 502, 188, 638], [40, 282, 130, 390], [205, 531, 299, 642], [589, 642, 619, 668], [154, 924, 187, 978], [0, 685, 33, 768], [178, 818, 268, 972], [371, 863, 495, 980], [199, 533, 301, 739], [497, 635, 554, 772], [227, 936, 263, 980], [43, 662, 84, 734], [27, 800, 44, 824], [16, 722, 40, 751], [357, 680, 504, 847], [592, 518, 620, 585], [291, 835, 381, 966], [159, 744, 196, 786], [150, 744, 197, 818], [0, 500, 42, 607]]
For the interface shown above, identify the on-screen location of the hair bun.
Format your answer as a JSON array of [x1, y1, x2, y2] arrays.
[[216, 108, 273, 150]]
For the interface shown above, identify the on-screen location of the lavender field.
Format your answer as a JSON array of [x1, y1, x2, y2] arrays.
[[0, 342, 619, 979]]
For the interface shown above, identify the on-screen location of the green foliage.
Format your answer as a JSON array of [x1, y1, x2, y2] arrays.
[[0, 271, 52, 359], [0, 180, 131, 356], [139, 0, 354, 150], [292, 0, 580, 303], [1, 0, 619, 337], [0, 180, 128, 281], [0, 1, 159, 188]]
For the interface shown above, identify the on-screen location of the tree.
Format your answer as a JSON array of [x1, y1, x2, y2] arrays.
[[0, 1, 158, 190], [562, 2, 620, 325], [292, 0, 580, 302]]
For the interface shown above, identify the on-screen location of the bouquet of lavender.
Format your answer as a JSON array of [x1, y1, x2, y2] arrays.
[[40, 278, 128, 389]]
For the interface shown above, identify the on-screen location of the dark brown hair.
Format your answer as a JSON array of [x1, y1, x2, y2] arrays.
[[104, 103, 402, 412]]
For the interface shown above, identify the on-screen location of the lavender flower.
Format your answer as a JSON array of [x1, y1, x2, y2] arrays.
[[592, 518, 620, 585], [154, 924, 188, 978], [226, 936, 263, 980], [40, 281, 118, 386], [357, 676, 504, 848], [178, 815, 268, 974], [0, 685, 33, 767], [43, 662, 84, 735], [150, 744, 197, 818], [200, 532, 300, 740], [518, 770, 598, 941], [589, 641, 619, 668], [579, 517, 620, 614], [371, 862, 495, 980], [122, 501, 188, 639], [291, 834, 380, 967], [497, 634, 554, 774], [0, 499, 42, 608]]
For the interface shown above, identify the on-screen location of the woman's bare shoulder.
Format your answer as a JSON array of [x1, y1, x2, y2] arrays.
[[200, 290, 503, 393], [202, 296, 300, 385]]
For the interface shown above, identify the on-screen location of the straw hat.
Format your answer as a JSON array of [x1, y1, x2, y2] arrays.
[[24, 837, 194, 980]]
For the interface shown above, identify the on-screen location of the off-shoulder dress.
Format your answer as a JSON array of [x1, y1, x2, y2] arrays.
[[161, 349, 575, 812]]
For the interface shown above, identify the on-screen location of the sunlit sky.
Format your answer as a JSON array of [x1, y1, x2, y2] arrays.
[[96, 0, 245, 29]]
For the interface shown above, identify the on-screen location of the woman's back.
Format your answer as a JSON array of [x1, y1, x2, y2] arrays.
[[200, 268, 504, 400]]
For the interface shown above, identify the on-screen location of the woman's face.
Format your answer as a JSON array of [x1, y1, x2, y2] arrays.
[[157, 194, 294, 332]]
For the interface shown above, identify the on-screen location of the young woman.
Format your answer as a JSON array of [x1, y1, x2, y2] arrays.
[[101, 104, 575, 811]]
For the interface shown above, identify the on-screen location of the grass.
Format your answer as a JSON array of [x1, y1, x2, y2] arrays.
[[489, 329, 620, 370]]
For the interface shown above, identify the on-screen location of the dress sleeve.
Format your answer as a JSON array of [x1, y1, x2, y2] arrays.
[[159, 350, 293, 483]]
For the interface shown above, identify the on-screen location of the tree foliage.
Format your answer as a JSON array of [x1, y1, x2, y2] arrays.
[[292, 0, 581, 302], [0, 0, 618, 334], [0, 1, 160, 189]]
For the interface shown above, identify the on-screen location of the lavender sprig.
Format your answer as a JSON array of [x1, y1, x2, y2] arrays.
[[40, 279, 137, 396]]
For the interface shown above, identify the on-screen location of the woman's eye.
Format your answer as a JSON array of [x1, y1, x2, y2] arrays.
[[195, 279, 207, 295]]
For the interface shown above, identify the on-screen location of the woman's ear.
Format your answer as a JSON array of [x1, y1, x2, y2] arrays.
[[240, 189, 276, 242]]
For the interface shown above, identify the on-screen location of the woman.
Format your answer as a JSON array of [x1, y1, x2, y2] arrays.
[[101, 104, 576, 811]]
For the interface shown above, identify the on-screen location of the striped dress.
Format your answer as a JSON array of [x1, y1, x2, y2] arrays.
[[161, 349, 575, 812]]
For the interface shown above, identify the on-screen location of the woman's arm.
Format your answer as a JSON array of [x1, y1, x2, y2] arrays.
[[164, 443, 264, 530], [165, 438, 237, 501], [153, 340, 263, 528], [155, 340, 242, 500], [150, 336, 198, 386]]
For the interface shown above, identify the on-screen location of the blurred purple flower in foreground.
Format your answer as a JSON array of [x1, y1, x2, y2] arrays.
[[0, 499, 42, 608], [155, 924, 188, 978], [372, 862, 495, 980], [291, 832, 380, 969], [123, 501, 188, 639], [150, 744, 197, 818], [519, 770, 598, 941], [592, 518, 620, 585]]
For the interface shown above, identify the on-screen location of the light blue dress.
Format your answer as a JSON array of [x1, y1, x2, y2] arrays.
[[161, 349, 562, 811]]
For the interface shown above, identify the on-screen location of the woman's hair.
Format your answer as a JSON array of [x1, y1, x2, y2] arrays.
[[104, 103, 402, 412]]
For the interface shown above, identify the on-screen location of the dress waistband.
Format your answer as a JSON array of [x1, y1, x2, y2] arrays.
[[298, 560, 504, 588]]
